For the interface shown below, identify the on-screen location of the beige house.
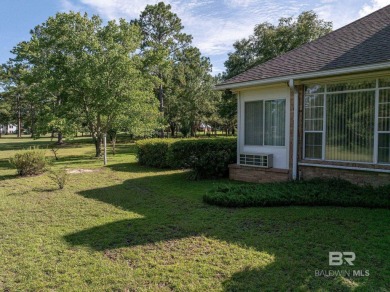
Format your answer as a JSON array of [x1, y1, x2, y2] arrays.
[[216, 5, 390, 185]]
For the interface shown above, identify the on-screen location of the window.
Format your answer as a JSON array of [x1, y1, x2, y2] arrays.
[[304, 77, 390, 164], [304, 85, 324, 159], [378, 87, 390, 163], [245, 101, 263, 145], [245, 99, 286, 146]]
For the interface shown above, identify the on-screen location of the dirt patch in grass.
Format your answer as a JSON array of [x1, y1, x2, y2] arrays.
[[66, 168, 101, 174]]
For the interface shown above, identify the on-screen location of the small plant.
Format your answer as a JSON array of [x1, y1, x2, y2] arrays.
[[48, 168, 69, 189], [9, 148, 47, 176], [50, 144, 60, 160]]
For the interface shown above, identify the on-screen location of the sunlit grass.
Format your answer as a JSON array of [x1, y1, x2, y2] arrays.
[[0, 136, 389, 291]]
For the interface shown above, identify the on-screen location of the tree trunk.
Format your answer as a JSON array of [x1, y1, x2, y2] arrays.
[[169, 122, 176, 138], [109, 130, 117, 155], [191, 123, 197, 137], [57, 132, 64, 144], [93, 134, 103, 157], [30, 104, 35, 138], [93, 115, 103, 157], [17, 94, 22, 138], [111, 138, 116, 155], [158, 84, 165, 138]]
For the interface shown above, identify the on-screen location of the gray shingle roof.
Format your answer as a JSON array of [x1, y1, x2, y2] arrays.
[[219, 5, 390, 87]]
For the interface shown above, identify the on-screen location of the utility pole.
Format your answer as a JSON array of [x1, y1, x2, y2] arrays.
[[103, 133, 107, 165]]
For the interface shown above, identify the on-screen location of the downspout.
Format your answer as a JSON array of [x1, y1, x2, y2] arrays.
[[289, 79, 298, 180], [236, 91, 241, 165]]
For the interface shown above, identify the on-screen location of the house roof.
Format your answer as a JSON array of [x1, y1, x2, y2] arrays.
[[217, 5, 390, 89]]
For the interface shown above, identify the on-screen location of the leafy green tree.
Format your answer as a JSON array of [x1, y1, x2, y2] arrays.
[[0, 63, 32, 137], [12, 12, 158, 156], [224, 11, 332, 79], [172, 47, 220, 137], [217, 89, 236, 135], [132, 2, 192, 137], [0, 93, 12, 138]]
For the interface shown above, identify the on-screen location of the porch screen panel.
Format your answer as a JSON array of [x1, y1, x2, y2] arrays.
[[304, 88, 324, 159], [326, 91, 375, 162], [245, 101, 263, 145], [264, 99, 286, 146], [378, 88, 390, 163]]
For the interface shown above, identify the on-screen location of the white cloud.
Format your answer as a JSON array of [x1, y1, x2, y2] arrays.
[[359, 0, 389, 16], [224, 0, 255, 8], [60, 0, 389, 74], [60, 0, 83, 12], [78, 0, 151, 19]]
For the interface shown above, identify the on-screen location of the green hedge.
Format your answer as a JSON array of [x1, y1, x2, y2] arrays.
[[136, 138, 237, 179], [136, 138, 176, 168], [203, 179, 390, 208]]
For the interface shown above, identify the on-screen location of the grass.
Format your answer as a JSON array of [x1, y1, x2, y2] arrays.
[[204, 180, 390, 208], [0, 135, 389, 291]]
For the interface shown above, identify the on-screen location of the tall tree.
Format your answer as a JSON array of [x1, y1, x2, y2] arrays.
[[132, 2, 192, 136], [11, 12, 159, 156], [224, 11, 332, 79], [0, 63, 31, 137], [171, 47, 219, 137]]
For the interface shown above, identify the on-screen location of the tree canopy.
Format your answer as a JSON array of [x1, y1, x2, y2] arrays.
[[10, 12, 159, 156], [223, 11, 332, 79]]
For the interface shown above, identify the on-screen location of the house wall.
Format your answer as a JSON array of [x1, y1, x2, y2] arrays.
[[230, 73, 390, 186], [298, 164, 390, 187], [229, 164, 289, 183], [237, 84, 291, 170], [1, 125, 17, 134], [229, 84, 292, 183]]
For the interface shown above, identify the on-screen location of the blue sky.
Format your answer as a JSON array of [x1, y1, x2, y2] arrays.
[[0, 0, 388, 74]]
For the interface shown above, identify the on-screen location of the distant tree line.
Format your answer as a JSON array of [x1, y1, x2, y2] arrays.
[[0, 2, 332, 157]]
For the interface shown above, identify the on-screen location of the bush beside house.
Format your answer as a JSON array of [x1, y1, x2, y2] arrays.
[[203, 179, 390, 208], [136, 138, 237, 179]]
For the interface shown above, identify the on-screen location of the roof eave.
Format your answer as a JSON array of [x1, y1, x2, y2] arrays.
[[214, 61, 390, 91]]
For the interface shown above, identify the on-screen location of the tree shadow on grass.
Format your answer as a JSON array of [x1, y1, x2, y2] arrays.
[[0, 160, 19, 181], [0, 173, 19, 181], [107, 162, 182, 174], [63, 170, 389, 290]]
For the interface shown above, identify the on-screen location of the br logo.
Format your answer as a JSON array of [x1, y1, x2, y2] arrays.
[[329, 252, 356, 266]]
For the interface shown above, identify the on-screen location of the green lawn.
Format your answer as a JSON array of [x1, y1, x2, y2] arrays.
[[0, 136, 389, 291]]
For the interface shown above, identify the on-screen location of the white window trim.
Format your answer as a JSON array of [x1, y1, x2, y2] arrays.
[[303, 78, 390, 165], [243, 98, 287, 147]]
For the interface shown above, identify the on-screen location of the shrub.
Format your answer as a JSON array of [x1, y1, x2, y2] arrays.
[[136, 138, 176, 168], [136, 138, 237, 179], [48, 169, 69, 189], [203, 179, 390, 208], [9, 148, 47, 176], [168, 138, 237, 179]]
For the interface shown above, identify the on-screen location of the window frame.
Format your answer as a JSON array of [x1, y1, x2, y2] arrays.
[[377, 85, 390, 163], [244, 98, 287, 147], [303, 78, 390, 164]]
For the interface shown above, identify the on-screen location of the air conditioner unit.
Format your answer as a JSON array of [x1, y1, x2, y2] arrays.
[[239, 153, 273, 168]]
